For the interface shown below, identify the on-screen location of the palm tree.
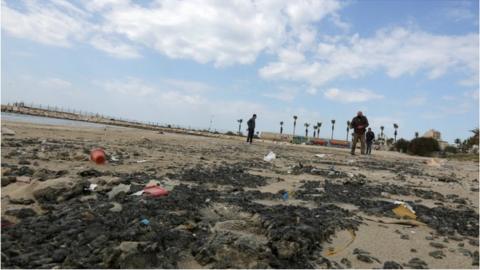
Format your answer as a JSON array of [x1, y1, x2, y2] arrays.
[[304, 123, 310, 138], [317, 122, 322, 138], [293, 116, 298, 137], [280, 121, 284, 134], [415, 132, 419, 138], [393, 123, 399, 143], [346, 120, 351, 141], [380, 126, 384, 139], [237, 119, 243, 134], [454, 138, 461, 147], [313, 125, 317, 138], [331, 120, 335, 140]]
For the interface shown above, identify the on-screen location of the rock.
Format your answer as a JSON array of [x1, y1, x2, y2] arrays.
[[429, 242, 446, 249], [1, 176, 16, 187], [425, 236, 434, 241], [468, 239, 479, 247], [273, 240, 300, 259], [78, 169, 102, 177], [473, 251, 479, 266], [410, 248, 417, 253], [107, 184, 131, 200], [340, 258, 352, 268], [405, 258, 428, 269], [109, 202, 123, 212], [429, 250, 445, 259], [52, 249, 68, 263], [356, 254, 373, 263], [401, 234, 409, 240], [383, 261, 403, 269], [448, 235, 463, 241], [33, 179, 88, 204], [5, 208, 37, 219], [9, 198, 34, 205], [18, 159, 31, 165], [458, 248, 472, 257], [2, 127, 16, 136], [458, 243, 465, 247]]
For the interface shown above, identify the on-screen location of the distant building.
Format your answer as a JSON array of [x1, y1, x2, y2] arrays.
[[422, 129, 449, 150]]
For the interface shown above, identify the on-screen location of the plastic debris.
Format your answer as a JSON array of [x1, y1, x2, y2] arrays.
[[282, 191, 289, 201], [90, 148, 106, 165], [131, 190, 145, 196], [140, 218, 150, 225], [136, 160, 148, 163], [88, 184, 98, 191], [315, 154, 326, 158], [263, 151, 276, 162], [110, 156, 119, 162], [143, 186, 169, 197], [393, 201, 417, 219], [425, 158, 443, 167]]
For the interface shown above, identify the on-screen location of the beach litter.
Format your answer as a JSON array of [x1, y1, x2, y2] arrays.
[[90, 148, 106, 165], [315, 154, 327, 158], [263, 151, 276, 162], [143, 186, 169, 197], [393, 201, 416, 219]]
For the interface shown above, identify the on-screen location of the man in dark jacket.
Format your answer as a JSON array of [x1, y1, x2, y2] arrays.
[[350, 111, 369, 155], [366, 128, 375, 155], [246, 114, 257, 144]]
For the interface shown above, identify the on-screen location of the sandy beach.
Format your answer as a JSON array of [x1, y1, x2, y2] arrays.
[[1, 120, 479, 268]]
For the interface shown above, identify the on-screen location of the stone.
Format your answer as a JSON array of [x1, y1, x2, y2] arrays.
[[405, 258, 428, 269], [107, 184, 131, 200], [340, 258, 352, 268], [5, 208, 37, 219], [109, 202, 123, 212], [401, 234, 409, 240], [52, 249, 68, 263], [2, 127, 16, 136], [429, 242, 446, 249], [9, 198, 34, 205], [429, 250, 445, 259], [1, 176, 16, 187], [383, 261, 403, 269]]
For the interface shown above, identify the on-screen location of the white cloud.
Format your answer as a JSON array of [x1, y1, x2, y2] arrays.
[[1, 1, 90, 47], [306, 87, 318, 95], [90, 36, 140, 59], [260, 27, 479, 86], [263, 88, 298, 102], [98, 77, 155, 97], [407, 95, 427, 106], [444, 1, 477, 23], [39, 78, 72, 89], [161, 79, 213, 94], [323, 88, 383, 103], [2, 0, 343, 65]]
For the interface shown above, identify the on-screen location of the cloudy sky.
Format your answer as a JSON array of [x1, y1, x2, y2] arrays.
[[2, 0, 479, 143]]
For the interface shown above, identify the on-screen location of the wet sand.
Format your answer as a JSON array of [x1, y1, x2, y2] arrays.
[[1, 120, 479, 268]]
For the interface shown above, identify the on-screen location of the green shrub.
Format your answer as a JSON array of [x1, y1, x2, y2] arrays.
[[444, 145, 458, 154], [395, 139, 410, 153], [225, 131, 236, 136], [408, 137, 440, 156]]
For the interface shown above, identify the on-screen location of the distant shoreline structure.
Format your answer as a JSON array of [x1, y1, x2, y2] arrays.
[[1, 103, 222, 138]]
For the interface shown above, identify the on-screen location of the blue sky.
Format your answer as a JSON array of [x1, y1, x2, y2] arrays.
[[1, 0, 479, 143]]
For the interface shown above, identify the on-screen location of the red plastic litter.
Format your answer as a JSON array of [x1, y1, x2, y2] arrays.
[[143, 186, 168, 197], [90, 148, 106, 165]]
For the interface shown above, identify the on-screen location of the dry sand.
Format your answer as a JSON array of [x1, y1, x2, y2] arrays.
[[1, 120, 479, 268]]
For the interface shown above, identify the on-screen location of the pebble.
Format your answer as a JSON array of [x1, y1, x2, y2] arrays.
[[429, 242, 446, 249], [429, 250, 445, 259]]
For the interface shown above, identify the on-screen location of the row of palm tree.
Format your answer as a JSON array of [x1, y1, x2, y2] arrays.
[[237, 117, 400, 141]]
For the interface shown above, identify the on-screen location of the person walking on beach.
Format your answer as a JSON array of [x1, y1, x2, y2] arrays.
[[350, 111, 369, 155], [246, 114, 257, 144], [366, 128, 375, 155]]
